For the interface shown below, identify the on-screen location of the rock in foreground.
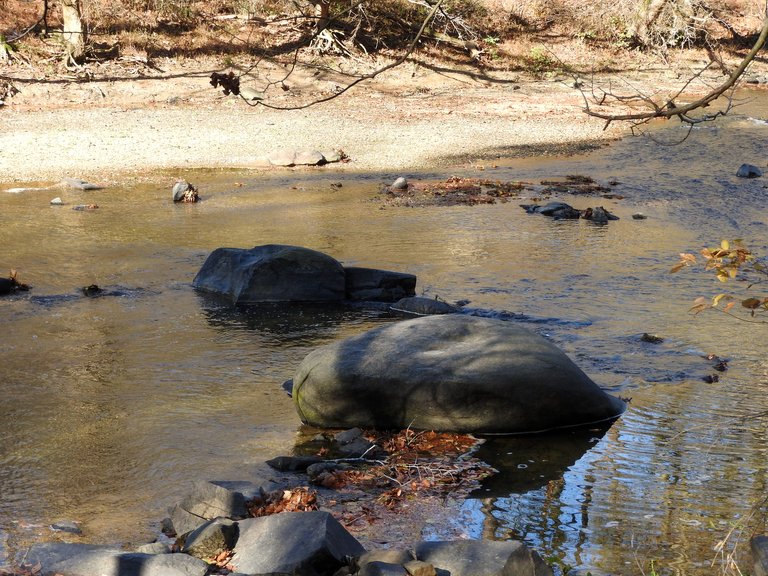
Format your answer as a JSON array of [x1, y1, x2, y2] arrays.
[[291, 315, 625, 434]]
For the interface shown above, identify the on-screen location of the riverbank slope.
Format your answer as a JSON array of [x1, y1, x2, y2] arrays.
[[1, 45, 759, 185]]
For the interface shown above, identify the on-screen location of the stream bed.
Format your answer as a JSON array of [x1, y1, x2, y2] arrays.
[[2, 96, 768, 574]]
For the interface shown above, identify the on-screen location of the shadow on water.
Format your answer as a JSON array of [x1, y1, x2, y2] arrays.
[[196, 293, 395, 343], [471, 427, 611, 498]]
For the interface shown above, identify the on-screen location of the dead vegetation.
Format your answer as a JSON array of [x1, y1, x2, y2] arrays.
[[1, 1, 765, 78], [246, 428, 495, 541], [375, 174, 622, 207]]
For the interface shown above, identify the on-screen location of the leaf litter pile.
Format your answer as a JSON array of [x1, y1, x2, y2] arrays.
[[247, 429, 496, 544], [377, 175, 623, 207]]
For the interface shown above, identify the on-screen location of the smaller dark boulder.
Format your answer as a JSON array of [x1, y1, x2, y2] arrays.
[[345, 267, 417, 302], [0, 271, 30, 295], [737, 164, 763, 178], [193, 244, 347, 304], [521, 201, 581, 219], [581, 206, 619, 222]]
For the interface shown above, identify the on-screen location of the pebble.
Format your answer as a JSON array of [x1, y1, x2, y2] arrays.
[[50, 197, 64, 205], [50, 520, 82, 534], [391, 177, 408, 190]]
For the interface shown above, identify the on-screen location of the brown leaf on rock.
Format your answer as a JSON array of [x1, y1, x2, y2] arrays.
[[247, 487, 318, 517]]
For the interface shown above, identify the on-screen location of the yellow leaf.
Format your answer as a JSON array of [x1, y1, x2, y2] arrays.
[[721, 239, 730, 251], [712, 293, 731, 306]]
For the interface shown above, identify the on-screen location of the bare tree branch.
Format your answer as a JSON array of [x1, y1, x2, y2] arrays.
[[583, 9, 768, 129], [211, 0, 446, 110], [258, 0, 444, 110]]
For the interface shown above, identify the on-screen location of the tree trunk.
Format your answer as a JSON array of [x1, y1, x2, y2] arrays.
[[632, 0, 669, 46], [315, 1, 330, 32], [61, 0, 86, 63]]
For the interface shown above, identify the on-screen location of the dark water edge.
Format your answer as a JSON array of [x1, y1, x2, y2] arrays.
[[2, 92, 768, 574]]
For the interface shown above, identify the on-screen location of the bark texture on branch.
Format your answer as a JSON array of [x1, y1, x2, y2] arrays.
[[61, 0, 86, 63], [315, 1, 331, 32]]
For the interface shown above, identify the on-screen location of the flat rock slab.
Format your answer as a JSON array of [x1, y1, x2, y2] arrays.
[[267, 149, 326, 166], [292, 314, 625, 434]]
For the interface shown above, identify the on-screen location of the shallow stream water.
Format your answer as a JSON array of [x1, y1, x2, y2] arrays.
[[2, 94, 768, 574]]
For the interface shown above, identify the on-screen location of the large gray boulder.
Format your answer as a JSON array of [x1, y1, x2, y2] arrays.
[[193, 244, 346, 304], [291, 315, 625, 434], [231, 511, 365, 575], [22, 543, 208, 576]]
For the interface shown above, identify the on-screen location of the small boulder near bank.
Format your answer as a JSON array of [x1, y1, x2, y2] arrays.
[[737, 163, 763, 178], [291, 315, 626, 434], [193, 244, 347, 304], [231, 511, 365, 575], [172, 180, 199, 203]]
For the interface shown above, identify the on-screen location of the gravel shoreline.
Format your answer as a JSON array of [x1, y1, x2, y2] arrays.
[[0, 67, 624, 185]]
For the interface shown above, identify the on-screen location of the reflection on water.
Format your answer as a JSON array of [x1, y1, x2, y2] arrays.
[[2, 95, 768, 573]]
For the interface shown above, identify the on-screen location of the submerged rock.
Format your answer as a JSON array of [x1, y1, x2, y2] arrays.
[[521, 201, 618, 221], [291, 314, 626, 433], [390, 296, 458, 315]]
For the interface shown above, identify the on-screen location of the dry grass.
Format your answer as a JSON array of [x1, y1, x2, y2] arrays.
[[1, 0, 765, 78]]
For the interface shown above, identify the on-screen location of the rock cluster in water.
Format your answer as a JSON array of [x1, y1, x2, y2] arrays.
[[17, 432, 553, 576], [520, 201, 619, 222]]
